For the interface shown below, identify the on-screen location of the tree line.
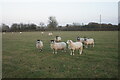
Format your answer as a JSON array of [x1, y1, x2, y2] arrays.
[[1, 16, 119, 32]]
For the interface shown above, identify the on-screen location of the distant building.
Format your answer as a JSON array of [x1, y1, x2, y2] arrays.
[[118, 1, 120, 25]]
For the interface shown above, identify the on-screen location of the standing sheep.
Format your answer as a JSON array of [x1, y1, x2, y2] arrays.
[[41, 32, 44, 35], [48, 32, 53, 36], [50, 40, 66, 54], [36, 40, 43, 51], [54, 36, 62, 42], [20, 32, 22, 34], [83, 38, 94, 48], [67, 40, 83, 55], [77, 37, 85, 42]]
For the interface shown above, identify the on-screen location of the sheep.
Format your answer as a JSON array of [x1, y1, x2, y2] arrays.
[[67, 40, 83, 55], [20, 32, 22, 34], [83, 38, 94, 48], [48, 32, 53, 36], [76, 37, 86, 42], [50, 40, 67, 54], [3, 32, 5, 34], [54, 36, 61, 42], [41, 32, 44, 34], [36, 40, 43, 51]]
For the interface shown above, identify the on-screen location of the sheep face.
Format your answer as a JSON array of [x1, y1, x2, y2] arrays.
[[50, 40, 55, 44], [55, 36, 61, 42], [66, 40, 72, 44], [36, 40, 43, 44], [36, 40, 41, 43], [84, 38, 87, 41], [66, 40, 70, 44], [77, 37, 80, 41]]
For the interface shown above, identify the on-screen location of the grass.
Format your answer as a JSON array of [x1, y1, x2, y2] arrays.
[[2, 31, 118, 78]]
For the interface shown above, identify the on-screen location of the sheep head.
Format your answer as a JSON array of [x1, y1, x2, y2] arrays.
[[66, 40, 72, 44], [50, 40, 55, 44]]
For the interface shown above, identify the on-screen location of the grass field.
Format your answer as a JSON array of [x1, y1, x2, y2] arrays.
[[2, 31, 118, 78]]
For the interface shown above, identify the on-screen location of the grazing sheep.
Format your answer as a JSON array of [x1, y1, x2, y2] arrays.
[[67, 40, 83, 55], [36, 40, 43, 51], [20, 32, 22, 34], [83, 38, 94, 48], [50, 40, 66, 54], [77, 37, 85, 42], [48, 32, 53, 36], [54, 36, 62, 42], [41, 32, 44, 34]]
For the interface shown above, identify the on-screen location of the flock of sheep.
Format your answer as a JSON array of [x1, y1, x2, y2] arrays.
[[2, 32, 22, 34], [36, 32, 95, 55], [3, 31, 94, 55]]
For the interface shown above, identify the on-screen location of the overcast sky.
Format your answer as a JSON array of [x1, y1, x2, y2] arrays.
[[0, 0, 119, 26]]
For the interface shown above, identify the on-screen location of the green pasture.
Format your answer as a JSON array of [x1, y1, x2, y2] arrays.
[[2, 31, 118, 78]]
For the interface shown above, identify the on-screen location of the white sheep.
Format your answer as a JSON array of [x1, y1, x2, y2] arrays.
[[20, 32, 22, 34], [67, 40, 83, 55], [77, 37, 85, 42], [83, 38, 94, 48], [36, 40, 43, 51], [41, 32, 44, 34], [50, 40, 66, 54], [48, 32, 53, 36], [54, 36, 61, 42]]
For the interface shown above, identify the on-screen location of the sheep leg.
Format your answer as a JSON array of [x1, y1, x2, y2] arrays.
[[53, 49, 55, 54], [87, 44, 89, 48], [84, 44, 87, 48], [40, 48, 42, 51], [62, 49, 65, 52], [40, 49, 41, 51], [93, 44, 94, 47], [62, 49, 66, 52], [85, 44, 88, 48], [64, 48, 66, 52], [83, 45, 85, 49], [55, 50, 57, 54], [88, 44, 90, 48], [72, 50, 74, 55], [79, 47, 83, 55], [93, 43, 94, 47], [38, 49, 41, 52], [70, 49, 72, 55], [90, 44, 93, 48]]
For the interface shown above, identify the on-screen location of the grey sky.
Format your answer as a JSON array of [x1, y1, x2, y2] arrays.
[[0, 0, 119, 26]]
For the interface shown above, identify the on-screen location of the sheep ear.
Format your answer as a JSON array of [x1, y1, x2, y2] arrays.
[[37, 39, 40, 41], [67, 40, 69, 43]]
